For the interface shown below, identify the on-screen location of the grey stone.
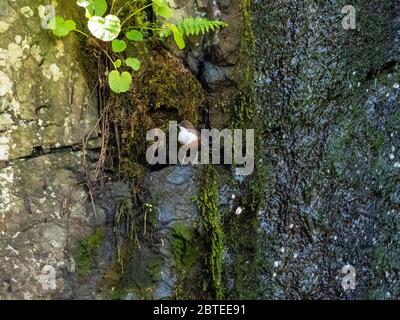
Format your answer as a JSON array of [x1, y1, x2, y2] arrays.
[[0, 152, 94, 299], [0, 0, 99, 300], [202, 61, 234, 87], [143, 165, 200, 299], [0, 0, 99, 162]]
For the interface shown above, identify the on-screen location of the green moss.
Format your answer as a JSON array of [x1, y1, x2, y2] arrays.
[[75, 228, 105, 277], [344, 0, 397, 78], [104, 251, 157, 300], [240, 0, 256, 79], [230, 0, 257, 130], [140, 50, 203, 125], [225, 214, 264, 299], [146, 258, 163, 282], [102, 238, 141, 300], [230, 0, 268, 218], [367, 209, 400, 299], [109, 287, 126, 300], [195, 166, 225, 299], [109, 48, 204, 179], [102, 197, 163, 299], [119, 159, 148, 181], [114, 197, 139, 273], [247, 161, 270, 212], [98, 195, 140, 300], [367, 244, 392, 299], [219, 0, 267, 299], [102, 198, 162, 300], [171, 223, 199, 274]]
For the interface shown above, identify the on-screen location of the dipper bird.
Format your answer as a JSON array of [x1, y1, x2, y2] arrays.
[[178, 120, 200, 164]]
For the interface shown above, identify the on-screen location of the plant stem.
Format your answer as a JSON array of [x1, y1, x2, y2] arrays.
[[103, 50, 117, 70], [121, 3, 153, 26], [73, 28, 90, 38], [124, 26, 164, 31], [110, 0, 116, 13], [116, 0, 131, 16], [116, 6, 124, 16]]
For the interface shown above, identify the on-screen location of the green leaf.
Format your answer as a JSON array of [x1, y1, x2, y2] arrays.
[[88, 15, 121, 41], [184, 17, 195, 35], [108, 70, 132, 93], [91, 0, 107, 16], [77, 0, 92, 8], [78, 0, 107, 18], [170, 24, 185, 49], [152, 0, 173, 18], [51, 16, 76, 37], [126, 30, 143, 42], [159, 23, 172, 38], [126, 57, 141, 71], [194, 17, 201, 34], [177, 17, 228, 37], [114, 59, 122, 68], [112, 39, 127, 53]]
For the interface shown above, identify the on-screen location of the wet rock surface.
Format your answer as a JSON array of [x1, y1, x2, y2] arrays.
[[141, 165, 200, 299], [87, 166, 201, 300], [252, 0, 400, 299]]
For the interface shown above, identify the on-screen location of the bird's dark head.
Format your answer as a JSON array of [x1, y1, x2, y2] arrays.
[[179, 120, 196, 130]]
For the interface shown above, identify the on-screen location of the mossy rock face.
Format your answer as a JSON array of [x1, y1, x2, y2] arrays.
[[251, 0, 400, 299], [146, 258, 164, 282], [171, 223, 199, 274], [98, 166, 203, 300], [139, 48, 203, 125], [102, 245, 156, 300], [195, 166, 225, 299], [75, 228, 105, 278], [107, 47, 204, 178]]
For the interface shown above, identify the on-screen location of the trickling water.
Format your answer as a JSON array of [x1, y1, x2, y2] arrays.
[[253, 0, 400, 299]]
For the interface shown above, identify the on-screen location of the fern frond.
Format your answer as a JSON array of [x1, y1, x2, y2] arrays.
[[178, 17, 228, 36], [160, 17, 227, 50]]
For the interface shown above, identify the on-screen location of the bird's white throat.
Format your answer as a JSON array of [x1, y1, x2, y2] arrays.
[[178, 126, 198, 145]]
